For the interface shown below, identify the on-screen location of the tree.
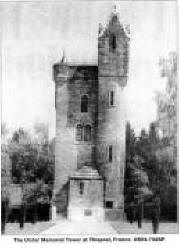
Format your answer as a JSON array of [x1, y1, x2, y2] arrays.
[[8, 126, 55, 185], [1, 147, 11, 200], [125, 155, 152, 202], [155, 52, 177, 220], [124, 52, 177, 221], [1, 145, 11, 234], [33, 122, 49, 145], [124, 123, 152, 209], [126, 122, 136, 163], [156, 52, 177, 165], [8, 128, 36, 183]]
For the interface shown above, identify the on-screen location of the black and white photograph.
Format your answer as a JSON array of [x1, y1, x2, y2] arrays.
[[1, 0, 178, 236]]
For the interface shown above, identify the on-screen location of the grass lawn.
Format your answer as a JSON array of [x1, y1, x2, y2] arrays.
[[3, 222, 55, 235]]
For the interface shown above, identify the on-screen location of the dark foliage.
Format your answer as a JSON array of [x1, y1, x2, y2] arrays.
[[124, 120, 177, 221]]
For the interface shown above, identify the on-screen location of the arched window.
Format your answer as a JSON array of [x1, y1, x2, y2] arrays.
[[84, 125, 92, 142], [76, 124, 83, 141], [81, 95, 88, 112], [109, 35, 117, 51]]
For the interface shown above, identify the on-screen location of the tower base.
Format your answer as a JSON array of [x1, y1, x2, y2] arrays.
[[68, 206, 105, 222], [105, 208, 124, 221]]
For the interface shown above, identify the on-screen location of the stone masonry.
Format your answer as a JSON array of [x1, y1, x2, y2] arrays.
[[53, 9, 130, 219]]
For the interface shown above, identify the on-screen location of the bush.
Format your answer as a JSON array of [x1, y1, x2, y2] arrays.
[[160, 185, 177, 221]]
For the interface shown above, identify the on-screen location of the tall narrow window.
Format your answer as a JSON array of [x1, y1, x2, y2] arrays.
[[84, 125, 92, 142], [109, 91, 114, 106], [76, 124, 83, 141], [109, 145, 113, 162], [112, 35, 117, 50], [81, 95, 88, 112], [109, 35, 117, 51], [79, 182, 84, 195]]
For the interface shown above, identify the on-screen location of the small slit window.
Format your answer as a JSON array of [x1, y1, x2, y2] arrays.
[[105, 201, 113, 209], [109, 91, 114, 106], [79, 182, 84, 195], [76, 124, 83, 141], [84, 125, 92, 142], [81, 95, 88, 113], [109, 145, 113, 162]]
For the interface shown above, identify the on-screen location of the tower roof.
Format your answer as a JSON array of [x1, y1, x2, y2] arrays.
[[111, 4, 120, 18], [98, 3, 130, 39]]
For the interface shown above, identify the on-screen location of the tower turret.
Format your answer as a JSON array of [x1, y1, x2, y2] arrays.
[[53, 52, 69, 88], [53, 54, 77, 213], [98, 6, 130, 82], [97, 6, 130, 215]]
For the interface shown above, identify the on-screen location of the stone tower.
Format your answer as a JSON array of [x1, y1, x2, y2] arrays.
[[97, 10, 129, 215], [53, 8, 130, 218]]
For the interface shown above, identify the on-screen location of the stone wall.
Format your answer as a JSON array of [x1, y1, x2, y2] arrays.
[[69, 179, 103, 208], [68, 167, 104, 221], [54, 65, 98, 212]]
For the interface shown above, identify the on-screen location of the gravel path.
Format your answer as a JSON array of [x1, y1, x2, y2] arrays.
[[4, 220, 179, 235]]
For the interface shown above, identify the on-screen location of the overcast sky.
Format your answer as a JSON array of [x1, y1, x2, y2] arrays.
[[1, 1, 177, 137]]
